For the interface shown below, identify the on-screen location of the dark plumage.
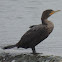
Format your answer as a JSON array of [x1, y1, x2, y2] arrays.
[[3, 9, 60, 54]]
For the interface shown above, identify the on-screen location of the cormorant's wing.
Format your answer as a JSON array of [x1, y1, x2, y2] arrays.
[[17, 24, 46, 48], [21, 24, 44, 40]]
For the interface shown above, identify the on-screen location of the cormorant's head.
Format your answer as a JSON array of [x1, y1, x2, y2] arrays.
[[41, 9, 60, 20]]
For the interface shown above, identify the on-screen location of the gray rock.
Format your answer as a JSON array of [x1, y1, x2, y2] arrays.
[[0, 53, 62, 62]]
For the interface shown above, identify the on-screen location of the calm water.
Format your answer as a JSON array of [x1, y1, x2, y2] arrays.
[[0, 0, 62, 56]]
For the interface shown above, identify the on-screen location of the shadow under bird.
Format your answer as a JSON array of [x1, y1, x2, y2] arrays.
[[3, 9, 60, 54]]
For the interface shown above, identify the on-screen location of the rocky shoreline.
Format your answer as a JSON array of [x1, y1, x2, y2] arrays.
[[0, 53, 62, 62]]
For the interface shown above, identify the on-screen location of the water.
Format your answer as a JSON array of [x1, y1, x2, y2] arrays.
[[0, 0, 62, 56]]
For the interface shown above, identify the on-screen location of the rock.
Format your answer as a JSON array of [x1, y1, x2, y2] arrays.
[[0, 53, 62, 62]]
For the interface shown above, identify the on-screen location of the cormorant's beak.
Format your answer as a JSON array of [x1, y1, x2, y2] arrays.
[[54, 10, 61, 12], [49, 10, 61, 15]]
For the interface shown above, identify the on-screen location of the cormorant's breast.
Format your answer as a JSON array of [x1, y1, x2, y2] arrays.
[[45, 21, 54, 35]]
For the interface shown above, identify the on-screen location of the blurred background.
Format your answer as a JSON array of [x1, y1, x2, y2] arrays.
[[0, 0, 62, 56]]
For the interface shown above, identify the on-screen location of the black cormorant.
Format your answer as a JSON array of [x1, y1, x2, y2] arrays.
[[3, 9, 60, 54]]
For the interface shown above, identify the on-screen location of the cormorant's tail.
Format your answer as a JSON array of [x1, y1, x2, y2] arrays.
[[3, 45, 16, 49]]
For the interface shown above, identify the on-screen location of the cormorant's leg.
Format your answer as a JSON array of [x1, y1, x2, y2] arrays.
[[32, 47, 36, 54]]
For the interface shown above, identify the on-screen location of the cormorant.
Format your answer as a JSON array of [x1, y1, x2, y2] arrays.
[[3, 9, 60, 54]]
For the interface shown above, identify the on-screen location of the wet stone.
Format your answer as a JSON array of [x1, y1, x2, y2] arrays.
[[0, 53, 62, 62]]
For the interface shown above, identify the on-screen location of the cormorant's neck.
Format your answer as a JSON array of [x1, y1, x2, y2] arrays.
[[41, 18, 48, 25]]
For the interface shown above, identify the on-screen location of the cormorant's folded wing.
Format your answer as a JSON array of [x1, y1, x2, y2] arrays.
[[18, 24, 46, 46]]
